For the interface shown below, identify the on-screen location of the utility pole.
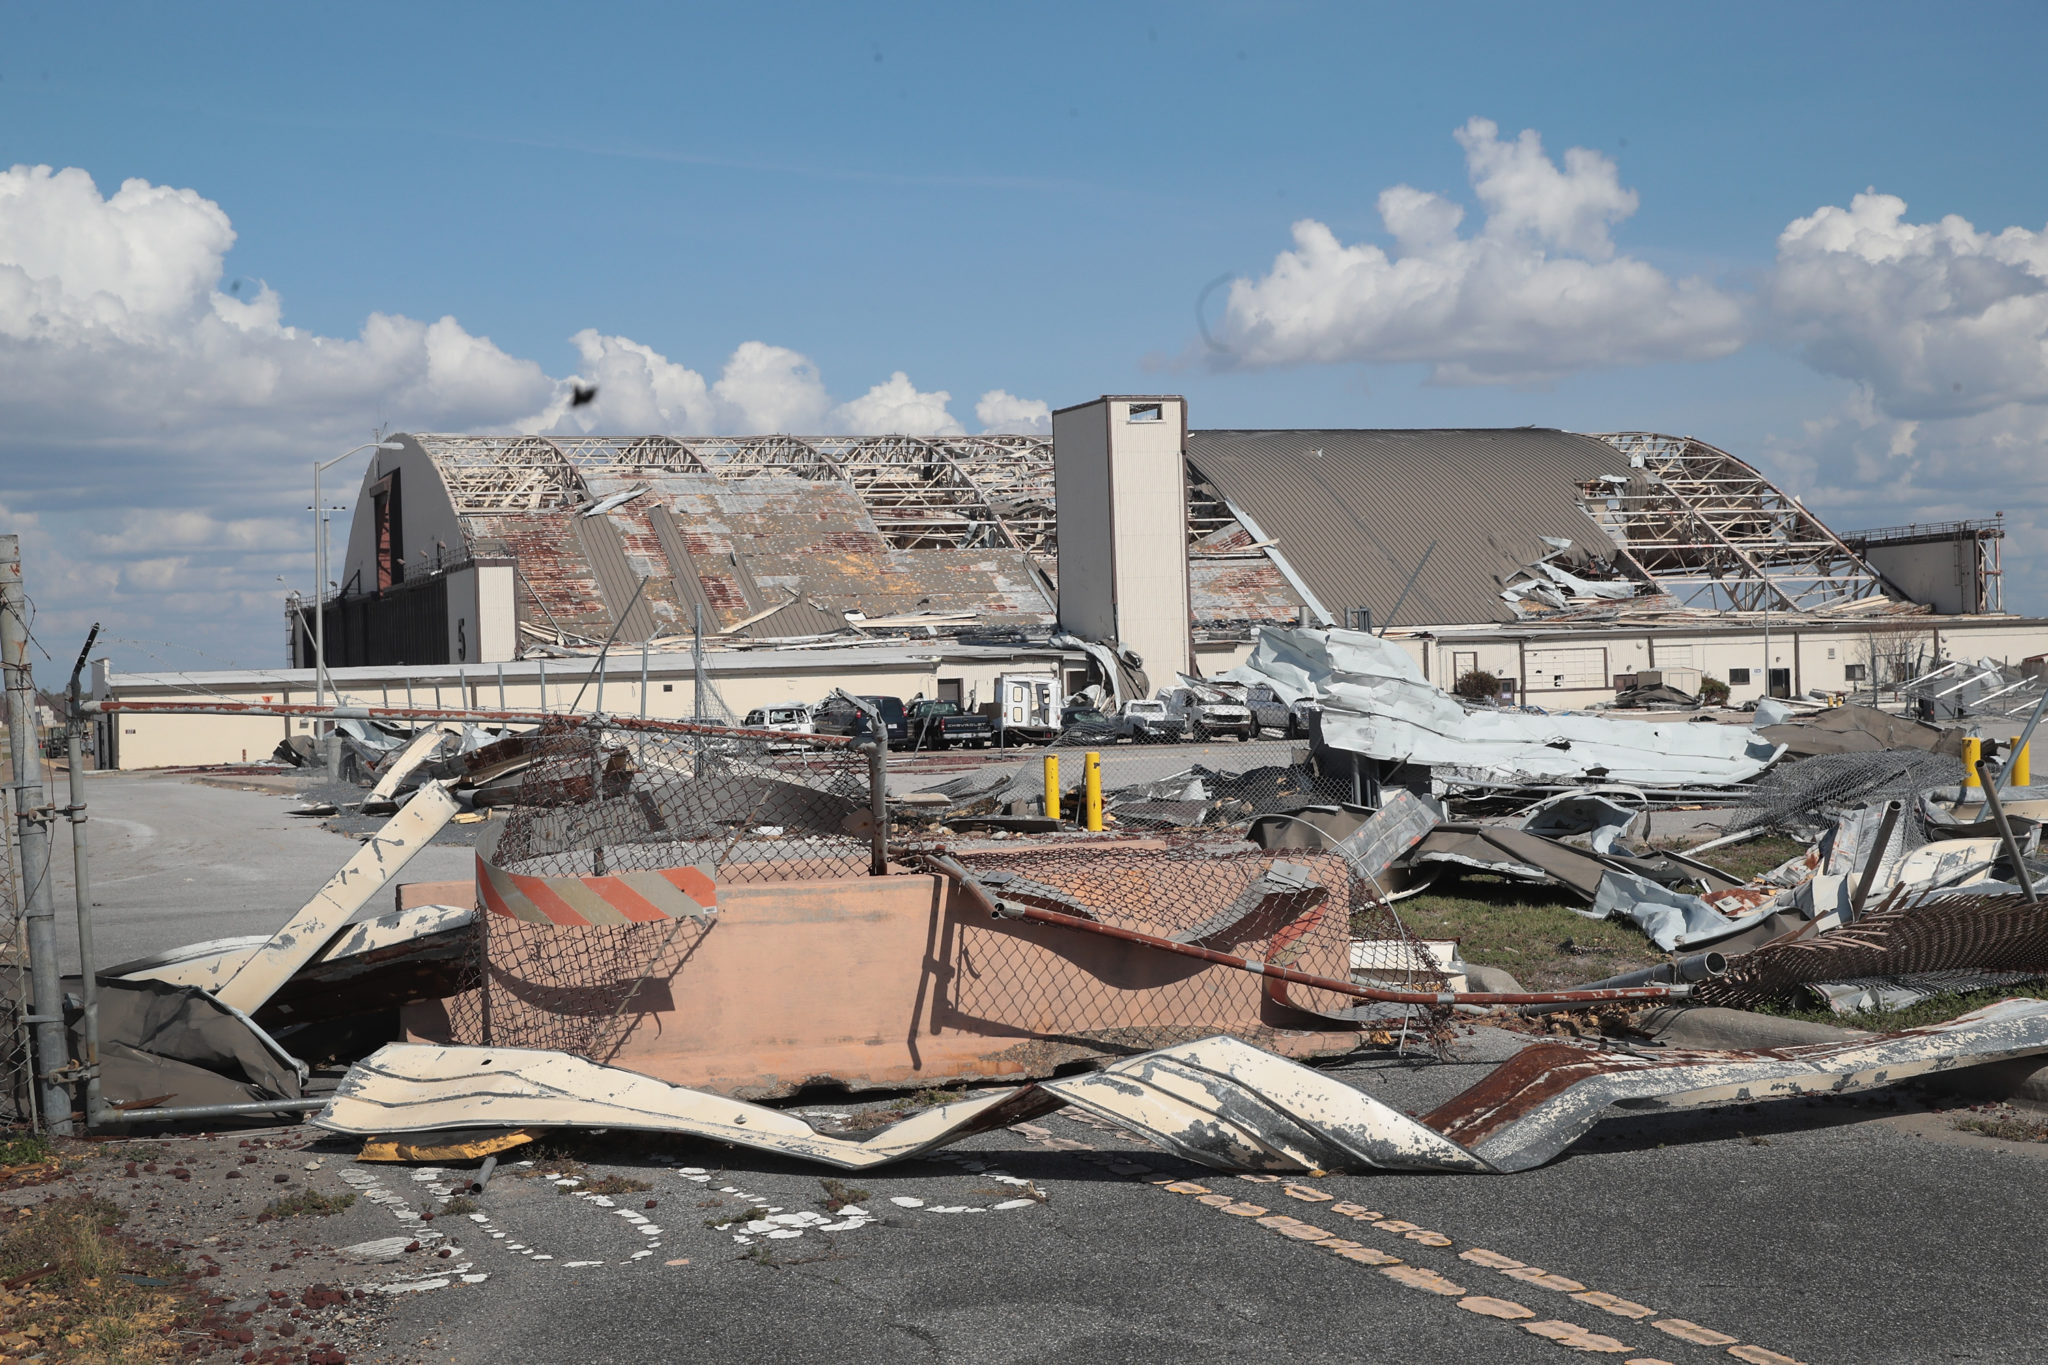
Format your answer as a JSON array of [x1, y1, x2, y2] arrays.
[[1, 536, 76, 1133]]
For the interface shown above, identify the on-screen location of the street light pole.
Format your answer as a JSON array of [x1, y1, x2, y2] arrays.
[[313, 441, 402, 709]]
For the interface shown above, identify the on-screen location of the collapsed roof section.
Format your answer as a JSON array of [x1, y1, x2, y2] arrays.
[[415, 437, 1060, 648], [419, 433, 1056, 552], [1585, 433, 1897, 616]]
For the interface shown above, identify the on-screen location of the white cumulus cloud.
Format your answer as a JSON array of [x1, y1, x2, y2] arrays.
[[1772, 191, 2048, 420], [0, 162, 1042, 669], [1216, 118, 1748, 384], [975, 389, 1051, 434], [831, 371, 965, 436]]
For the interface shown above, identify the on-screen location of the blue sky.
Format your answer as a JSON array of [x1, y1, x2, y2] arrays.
[[5, 2, 2048, 671]]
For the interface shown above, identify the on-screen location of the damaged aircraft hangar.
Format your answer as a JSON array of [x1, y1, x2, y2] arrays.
[[92, 394, 2045, 769]]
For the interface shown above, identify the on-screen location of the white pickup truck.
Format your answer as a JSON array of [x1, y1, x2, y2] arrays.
[[1116, 698, 1187, 743], [1161, 688, 1256, 742]]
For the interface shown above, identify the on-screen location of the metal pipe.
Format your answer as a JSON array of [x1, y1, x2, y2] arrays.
[[1, 536, 74, 1132], [1043, 754, 1060, 822], [867, 741, 889, 877], [1976, 755, 2040, 904], [64, 624, 103, 1129], [918, 851, 1689, 1008], [1083, 751, 1103, 832], [97, 1097, 328, 1124], [1849, 799, 1904, 918], [1519, 952, 1727, 1015], [639, 640, 649, 720], [468, 1154, 500, 1193]]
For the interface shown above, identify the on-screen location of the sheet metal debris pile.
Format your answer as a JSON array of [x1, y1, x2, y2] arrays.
[[313, 1000, 2048, 1175]]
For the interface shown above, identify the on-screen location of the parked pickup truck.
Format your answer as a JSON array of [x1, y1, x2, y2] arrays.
[[1116, 698, 1187, 743], [1162, 688, 1257, 742], [812, 694, 910, 747], [908, 699, 996, 749]]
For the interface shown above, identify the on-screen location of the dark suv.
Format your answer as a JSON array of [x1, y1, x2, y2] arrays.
[[908, 700, 995, 750], [812, 694, 909, 747]]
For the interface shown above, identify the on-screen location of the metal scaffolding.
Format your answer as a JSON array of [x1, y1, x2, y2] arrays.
[[416, 434, 1056, 553], [1586, 433, 1893, 613]]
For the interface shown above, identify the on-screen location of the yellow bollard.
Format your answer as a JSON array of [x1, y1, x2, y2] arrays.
[[2016, 741, 2033, 788], [1084, 751, 1104, 832], [1043, 754, 1061, 821], [1961, 736, 1982, 788]]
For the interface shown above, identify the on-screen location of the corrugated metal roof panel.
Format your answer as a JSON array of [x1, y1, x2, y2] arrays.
[[1185, 429, 1633, 627], [575, 514, 657, 642], [1190, 558, 1301, 625]]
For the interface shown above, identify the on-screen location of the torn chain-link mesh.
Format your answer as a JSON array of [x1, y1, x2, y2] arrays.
[[445, 717, 870, 1062]]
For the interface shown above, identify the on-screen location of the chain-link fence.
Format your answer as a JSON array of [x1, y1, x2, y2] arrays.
[[445, 716, 873, 1062], [442, 716, 1449, 1069], [896, 732, 1359, 834]]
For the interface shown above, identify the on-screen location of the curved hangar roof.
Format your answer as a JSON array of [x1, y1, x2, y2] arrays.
[[1185, 428, 1636, 627]]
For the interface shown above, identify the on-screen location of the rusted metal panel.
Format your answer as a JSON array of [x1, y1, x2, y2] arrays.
[[213, 782, 461, 1014], [575, 515, 657, 641], [1191, 558, 1302, 625], [1696, 887, 2048, 1010]]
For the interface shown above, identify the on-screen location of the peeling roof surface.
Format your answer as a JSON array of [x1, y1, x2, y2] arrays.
[[1186, 429, 1635, 627], [464, 472, 1055, 643]]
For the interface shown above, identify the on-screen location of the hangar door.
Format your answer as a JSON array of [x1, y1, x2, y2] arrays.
[[1525, 647, 1607, 692]]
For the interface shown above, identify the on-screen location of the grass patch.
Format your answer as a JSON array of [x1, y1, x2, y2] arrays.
[[1678, 834, 1810, 883], [818, 1178, 870, 1213], [0, 1133, 56, 1168], [1952, 1109, 2048, 1143], [1395, 874, 1662, 991], [582, 1174, 652, 1197], [0, 1194, 190, 1363], [440, 1194, 479, 1216], [257, 1189, 356, 1221]]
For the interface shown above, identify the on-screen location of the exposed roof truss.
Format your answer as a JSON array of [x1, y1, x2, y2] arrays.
[[414, 433, 1055, 553], [1586, 433, 1891, 613]]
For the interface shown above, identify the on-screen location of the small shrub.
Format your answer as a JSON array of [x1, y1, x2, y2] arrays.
[[1452, 670, 1502, 702], [818, 1178, 871, 1212], [707, 1205, 769, 1229], [440, 1194, 479, 1217], [1699, 675, 1731, 706], [583, 1174, 652, 1197], [258, 1190, 356, 1221], [0, 1133, 56, 1168]]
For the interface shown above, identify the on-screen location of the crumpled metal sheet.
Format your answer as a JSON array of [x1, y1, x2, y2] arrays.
[[1223, 628, 1781, 789], [316, 999, 2048, 1174]]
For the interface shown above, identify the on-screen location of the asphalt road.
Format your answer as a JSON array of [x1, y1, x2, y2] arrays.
[[342, 1031, 2048, 1365], [38, 768, 474, 971]]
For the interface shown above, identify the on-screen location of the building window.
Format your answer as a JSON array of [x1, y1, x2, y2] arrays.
[[1127, 402, 1163, 423], [1728, 668, 1751, 685], [662, 683, 674, 692], [1843, 663, 1867, 681], [1826, 647, 1836, 659]]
